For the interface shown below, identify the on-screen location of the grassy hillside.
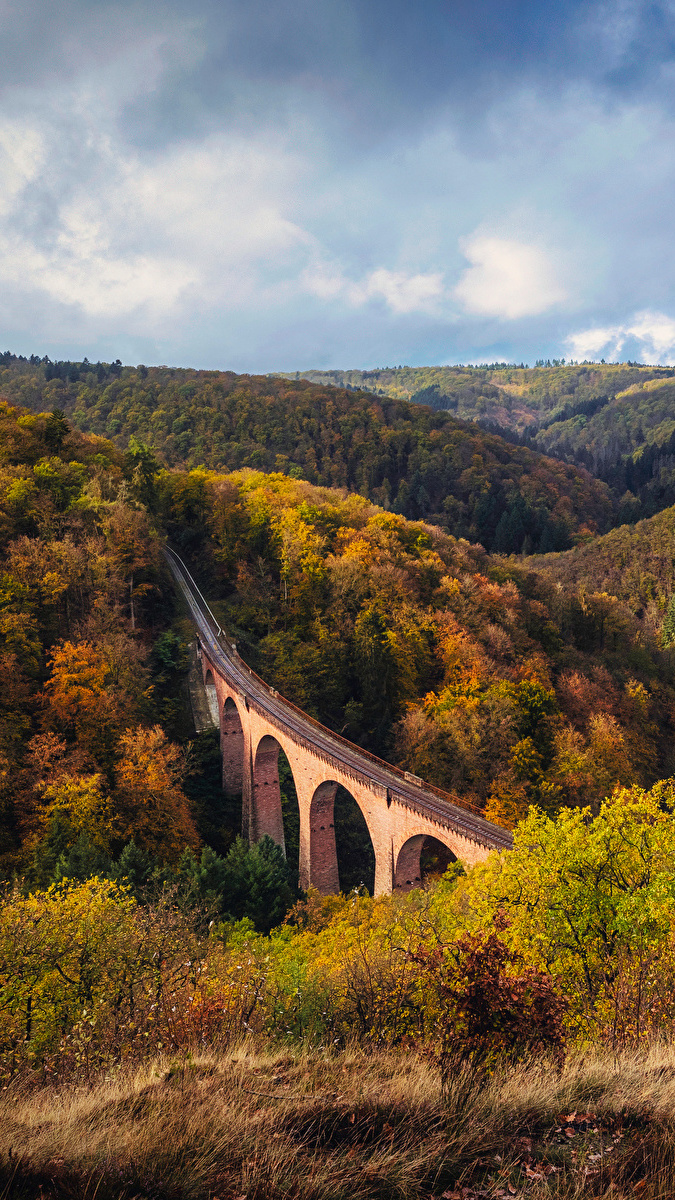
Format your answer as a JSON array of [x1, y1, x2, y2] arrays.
[[0, 353, 611, 554], [5, 1042, 675, 1200]]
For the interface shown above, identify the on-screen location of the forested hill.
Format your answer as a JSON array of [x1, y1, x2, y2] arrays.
[[294, 362, 675, 523], [528, 503, 675, 626], [0, 353, 610, 554], [293, 362, 673, 436]]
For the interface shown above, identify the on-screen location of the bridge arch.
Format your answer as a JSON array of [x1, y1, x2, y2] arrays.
[[252, 734, 285, 851], [309, 781, 339, 893], [394, 834, 457, 892], [309, 780, 377, 894], [221, 696, 244, 795]]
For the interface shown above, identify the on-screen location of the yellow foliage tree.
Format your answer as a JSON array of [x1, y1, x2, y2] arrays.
[[40, 773, 112, 851], [114, 725, 199, 862]]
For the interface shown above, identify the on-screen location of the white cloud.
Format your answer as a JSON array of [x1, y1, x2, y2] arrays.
[[0, 21, 317, 331], [565, 324, 620, 359], [2, 7, 675, 369], [454, 235, 567, 319], [0, 120, 44, 215], [566, 310, 675, 362], [302, 262, 444, 313], [0, 112, 311, 323], [0, 231, 198, 318], [300, 261, 348, 301], [351, 267, 444, 313], [628, 311, 675, 359]]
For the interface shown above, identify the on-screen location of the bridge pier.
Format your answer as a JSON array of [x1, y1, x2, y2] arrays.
[[308, 782, 340, 893], [222, 697, 244, 795], [374, 841, 394, 896], [252, 735, 286, 852]]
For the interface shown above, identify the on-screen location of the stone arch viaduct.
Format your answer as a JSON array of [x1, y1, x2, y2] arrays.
[[165, 548, 513, 896]]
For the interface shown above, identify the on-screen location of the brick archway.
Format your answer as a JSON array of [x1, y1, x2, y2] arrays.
[[394, 834, 457, 892], [171, 548, 511, 898], [194, 634, 510, 897], [309, 780, 378, 894]]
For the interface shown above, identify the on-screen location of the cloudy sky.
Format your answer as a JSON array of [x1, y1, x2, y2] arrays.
[[2, 0, 675, 370]]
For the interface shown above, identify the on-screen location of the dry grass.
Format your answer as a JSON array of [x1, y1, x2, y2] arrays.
[[4, 1042, 675, 1198]]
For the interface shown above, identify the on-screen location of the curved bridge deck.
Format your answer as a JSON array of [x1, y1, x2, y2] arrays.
[[165, 547, 512, 894]]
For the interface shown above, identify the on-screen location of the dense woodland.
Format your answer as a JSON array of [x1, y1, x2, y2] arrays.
[[529, 502, 675, 620], [0, 401, 298, 921], [10, 352, 675, 546], [0, 353, 611, 554], [299, 362, 675, 522], [295, 362, 668, 432], [4, 391, 670, 880]]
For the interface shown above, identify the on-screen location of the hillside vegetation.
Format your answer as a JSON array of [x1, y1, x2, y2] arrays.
[[0, 353, 611, 554], [294, 361, 667, 435], [528, 504, 675, 626], [1, 393, 672, 873], [13, 352, 675, 543], [297, 362, 675, 522]]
